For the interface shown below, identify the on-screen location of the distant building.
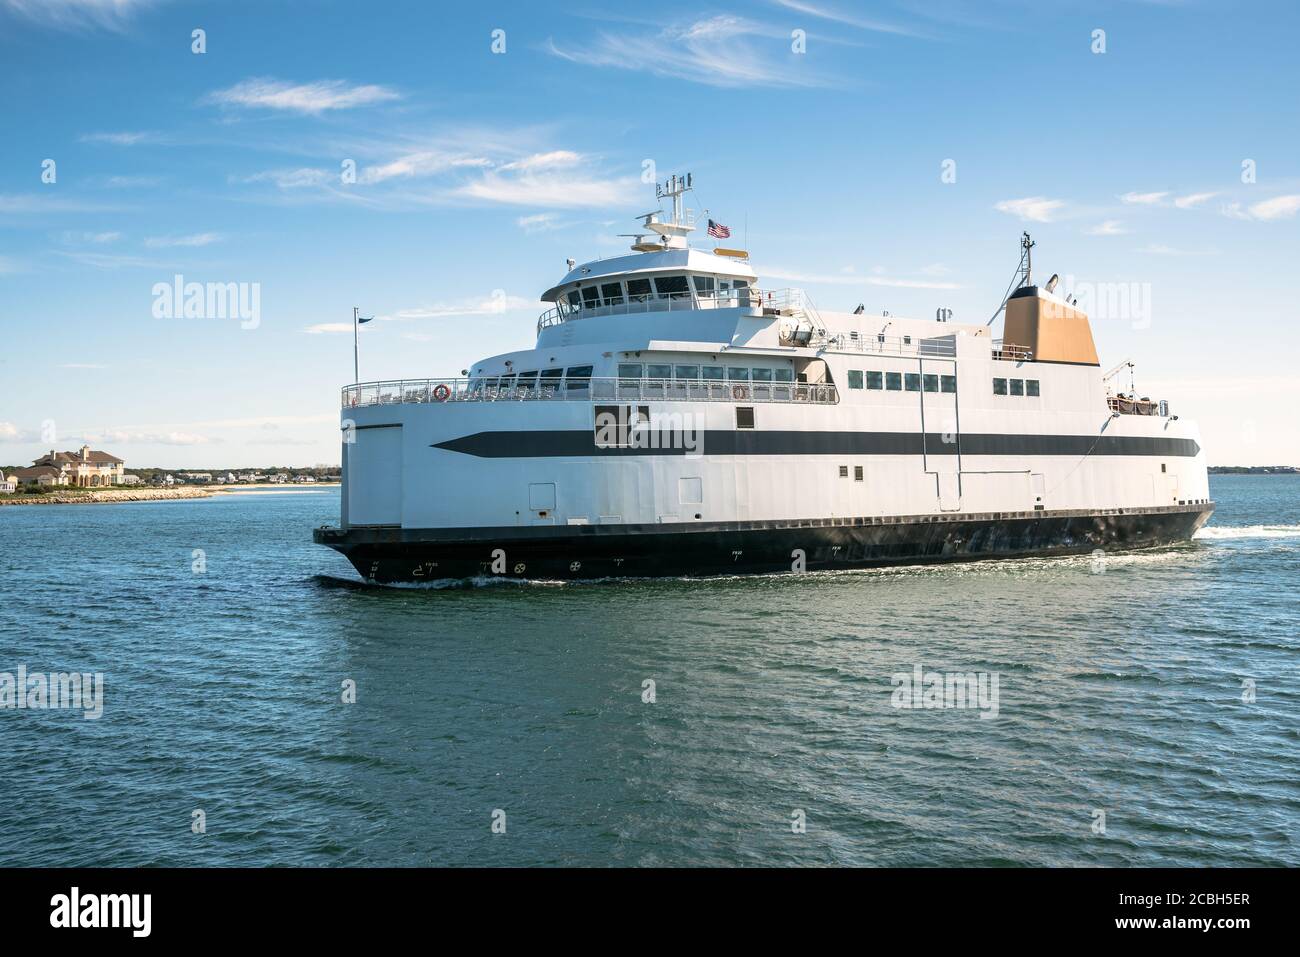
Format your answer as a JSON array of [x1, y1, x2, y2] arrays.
[[25, 445, 125, 487], [269, 473, 289, 484], [0, 471, 16, 493], [180, 472, 212, 482], [10, 465, 69, 487], [222, 472, 238, 484], [293, 474, 316, 484]]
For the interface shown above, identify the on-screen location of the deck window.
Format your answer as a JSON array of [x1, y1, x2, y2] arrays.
[[601, 282, 625, 306], [626, 278, 652, 302], [693, 276, 715, 295], [727, 368, 750, 383], [904, 373, 921, 392], [646, 363, 672, 381], [736, 407, 755, 429], [839, 465, 849, 478], [566, 290, 581, 310], [854, 466, 864, 482], [923, 374, 939, 393], [516, 371, 538, 391], [866, 371, 883, 390], [886, 372, 903, 391], [1026, 379, 1041, 397], [654, 275, 690, 298], [940, 375, 957, 393], [618, 363, 642, 383], [540, 368, 563, 391], [847, 370, 864, 390], [565, 365, 593, 391], [1010, 378, 1024, 396], [702, 365, 725, 381], [581, 286, 601, 308], [674, 364, 700, 382], [993, 377, 1008, 395], [774, 368, 794, 383], [751, 368, 773, 383]]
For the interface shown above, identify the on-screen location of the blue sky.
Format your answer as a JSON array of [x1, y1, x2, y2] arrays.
[[1, 0, 1297, 467]]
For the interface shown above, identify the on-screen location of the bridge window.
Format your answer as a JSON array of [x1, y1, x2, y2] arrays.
[[941, 375, 956, 393], [601, 282, 624, 306], [886, 372, 902, 391], [654, 275, 690, 299], [693, 276, 715, 295], [1026, 379, 1040, 397], [847, 370, 864, 390], [581, 286, 601, 308], [866, 371, 883, 390], [923, 374, 939, 393], [904, 373, 921, 392], [626, 277, 652, 302], [1009, 378, 1024, 396], [566, 290, 581, 310]]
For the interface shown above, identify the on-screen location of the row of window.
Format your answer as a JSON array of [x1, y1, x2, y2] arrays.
[[470, 365, 594, 393], [618, 363, 794, 384], [563, 274, 750, 312], [846, 370, 958, 393], [993, 377, 1041, 397], [838, 465, 865, 481]]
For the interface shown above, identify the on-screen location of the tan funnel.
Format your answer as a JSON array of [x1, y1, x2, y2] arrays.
[[1002, 286, 1099, 365]]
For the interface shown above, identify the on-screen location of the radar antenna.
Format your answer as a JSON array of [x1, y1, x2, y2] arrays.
[[986, 232, 1037, 326]]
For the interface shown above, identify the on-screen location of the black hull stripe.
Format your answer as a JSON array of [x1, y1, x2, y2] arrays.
[[434, 430, 1200, 458], [315, 505, 1214, 584]]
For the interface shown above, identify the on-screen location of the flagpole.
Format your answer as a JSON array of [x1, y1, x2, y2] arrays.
[[353, 305, 359, 384]]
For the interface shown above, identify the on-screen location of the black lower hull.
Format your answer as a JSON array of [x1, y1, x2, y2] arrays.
[[314, 504, 1214, 585]]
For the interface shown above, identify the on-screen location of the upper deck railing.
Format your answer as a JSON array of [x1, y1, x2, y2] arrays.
[[818, 332, 958, 358], [342, 377, 839, 410]]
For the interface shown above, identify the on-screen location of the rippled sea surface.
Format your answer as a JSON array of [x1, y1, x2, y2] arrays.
[[1, 476, 1296, 867]]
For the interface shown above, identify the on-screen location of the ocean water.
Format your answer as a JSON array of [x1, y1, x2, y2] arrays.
[[0, 476, 1296, 867]]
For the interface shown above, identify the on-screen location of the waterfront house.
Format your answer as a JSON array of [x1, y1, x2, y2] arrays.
[[28, 445, 126, 487], [0, 471, 16, 493]]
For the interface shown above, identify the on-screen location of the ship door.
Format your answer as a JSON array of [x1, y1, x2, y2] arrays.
[[920, 361, 961, 511], [346, 425, 402, 527]]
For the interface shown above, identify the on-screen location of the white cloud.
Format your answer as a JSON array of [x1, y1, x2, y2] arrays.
[[1173, 191, 1217, 209], [384, 292, 539, 320], [547, 15, 832, 89], [62, 230, 122, 244], [359, 152, 490, 185], [236, 168, 332, 189], [764, 267, 960, 290], [772, 0, 925, 37], [303, 323, 355, 335], [458, 165, 639, 208], [1119, 190, 1169, 205], [83, 429, 211, 446], [994, 197, 1064, 223], [500, 151, 582, 173], [0, 421, 22, 440], [1245, 194, 1300, 221], [1086, 220, 1127, 236], [0, 0, 157, 31], [80, 130, 155, 146], [516, 212, 561, 233], [144, 232, 222, 248], [208, 78, 401, 115]]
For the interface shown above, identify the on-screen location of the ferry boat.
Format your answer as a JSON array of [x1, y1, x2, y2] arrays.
[[314, 174, 1213, 583]]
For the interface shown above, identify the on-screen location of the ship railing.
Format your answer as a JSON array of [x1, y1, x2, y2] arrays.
[[1107, 395, 1169, 417], [818, 333, 958, 358], [342, 377, 839, 409], [537, 286, 776, 332], [991, 340, 1033, 362]]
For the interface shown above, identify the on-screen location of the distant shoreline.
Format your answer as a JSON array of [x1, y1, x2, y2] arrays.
[[0, 483, 339, 506]]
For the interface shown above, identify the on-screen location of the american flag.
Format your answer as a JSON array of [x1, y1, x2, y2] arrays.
[[707, 218, 731, 239]]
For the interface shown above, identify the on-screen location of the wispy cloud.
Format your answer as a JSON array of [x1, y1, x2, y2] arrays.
[[0, 0, 158, 31], [547, 15, 832, 89], [517, 212, 561, 233], [1086, 219, 1127, 236], [61, 230, 122, 244], [1173, 191, 1217, 209], [59, 362, 108, 369], [994, 196, 1064, 223], [305, 293, 539, 332], [773, 0, 927, 38], [144, 232, 222, 248], [207, 78, 401, 115], [1223, 194, 1300, 221], [235, 167, 333, 189], [80, 130, 157, 146], [764, 267, 960, 290], [1119, 190, 1170, 205], [457, 156, 639, 208], [359, 151, 491, 185]]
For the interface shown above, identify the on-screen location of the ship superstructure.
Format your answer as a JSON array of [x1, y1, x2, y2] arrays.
[[315, 175, 1212, 583]]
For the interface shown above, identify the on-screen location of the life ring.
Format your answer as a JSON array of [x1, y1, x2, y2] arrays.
[[732, 384, 748, 401], [433, 383, 451, 402]]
